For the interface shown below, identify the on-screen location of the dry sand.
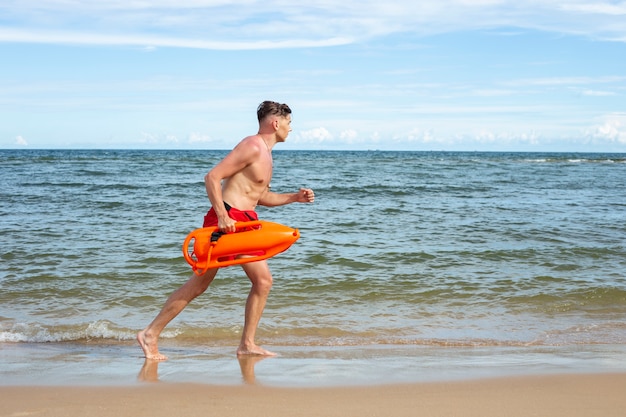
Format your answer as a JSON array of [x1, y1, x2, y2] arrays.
[[2, 373, 625, 417]]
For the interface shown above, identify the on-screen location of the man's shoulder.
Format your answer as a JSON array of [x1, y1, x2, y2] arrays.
[[237, 134, 262, 145], [227, 135, 264, 163]]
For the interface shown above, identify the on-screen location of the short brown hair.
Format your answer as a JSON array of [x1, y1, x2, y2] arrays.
[[257, 101, 291, 122]]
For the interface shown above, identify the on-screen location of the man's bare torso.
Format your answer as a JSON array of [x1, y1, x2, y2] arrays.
[[221, 135, 273, 211]]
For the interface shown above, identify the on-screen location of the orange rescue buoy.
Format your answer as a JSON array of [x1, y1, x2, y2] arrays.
[[182, 220, 300, 275]]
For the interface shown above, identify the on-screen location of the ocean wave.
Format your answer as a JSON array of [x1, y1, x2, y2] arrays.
[[3, 319, 626, 347], [523, 156, 626, 164], [0, 320, 139, 343]]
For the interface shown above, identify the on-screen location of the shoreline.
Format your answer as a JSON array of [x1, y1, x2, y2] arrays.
[[3, 342, 626, 416], [2, 373, 625, 417], [3, 342, 626, 387]]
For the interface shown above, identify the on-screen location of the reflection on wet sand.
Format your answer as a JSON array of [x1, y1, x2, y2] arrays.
[[237, 356, 268, 385], [138, 356, 270, 385], [137, 359, 160, 383]]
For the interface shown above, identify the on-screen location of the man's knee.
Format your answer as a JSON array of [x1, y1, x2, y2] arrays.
[[189, 270, 216, 296], [242, 262, 273, 294], [253, 274, 273, 294]]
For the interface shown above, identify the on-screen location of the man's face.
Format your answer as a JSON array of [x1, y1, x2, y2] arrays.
[[276, 115, 292, 142]]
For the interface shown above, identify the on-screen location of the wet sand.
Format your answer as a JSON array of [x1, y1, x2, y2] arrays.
[[2, 373, 625, 417]]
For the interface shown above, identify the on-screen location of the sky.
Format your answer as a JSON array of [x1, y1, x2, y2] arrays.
[[1, 1, 625, 152]]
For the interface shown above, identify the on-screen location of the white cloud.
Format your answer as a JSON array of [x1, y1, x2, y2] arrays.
[[188, 132, 212, 143], [0, 28, 351, 50], [140, 132, 158, 144], [403, 128, 436, 143], [503, 75, 626, 87], [586, 113, 626, 144], [2, 1, 626, 49], [560, 2, 626, 15], [165, 134, 179, 144], [15, 135, 28, 146], [339, 129, 358, 142], [296, 127, 333, 144], [581, 89, 617, 96]]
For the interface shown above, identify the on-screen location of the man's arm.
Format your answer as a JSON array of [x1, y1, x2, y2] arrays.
[[258, 188, 315, 207]]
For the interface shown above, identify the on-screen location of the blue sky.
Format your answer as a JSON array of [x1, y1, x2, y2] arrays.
[[1, 1, 625, 151]]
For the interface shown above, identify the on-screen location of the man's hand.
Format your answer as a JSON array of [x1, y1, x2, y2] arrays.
[[297, 188, 315, 203], [217, 215, 237, 233]]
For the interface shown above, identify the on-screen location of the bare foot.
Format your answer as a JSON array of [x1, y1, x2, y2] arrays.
[[236, 344, 277, 357], [137, 330, 168, 361]]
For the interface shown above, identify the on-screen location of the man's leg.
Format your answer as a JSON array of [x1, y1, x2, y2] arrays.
[[137, 268, 218, 360], [237, 260, 276, 356]]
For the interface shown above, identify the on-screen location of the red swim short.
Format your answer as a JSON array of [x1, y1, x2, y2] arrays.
[[202, 202, 262, 262], [203, 202, 258, 227]]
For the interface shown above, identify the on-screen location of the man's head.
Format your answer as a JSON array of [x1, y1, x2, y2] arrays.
[[257, 101, 292, 142], [257, 101, 291, 123]]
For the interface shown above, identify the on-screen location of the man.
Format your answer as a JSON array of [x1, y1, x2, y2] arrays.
[[137, 101, 315, 360]]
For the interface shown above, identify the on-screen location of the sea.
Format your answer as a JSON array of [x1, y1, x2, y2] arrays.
[[1, 149, 625, 387]]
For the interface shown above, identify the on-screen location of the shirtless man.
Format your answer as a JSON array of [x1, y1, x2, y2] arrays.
[[137, 101, 315, 360]]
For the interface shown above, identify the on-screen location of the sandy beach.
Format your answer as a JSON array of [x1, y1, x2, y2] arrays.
[[2, 373, 625, 417]]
